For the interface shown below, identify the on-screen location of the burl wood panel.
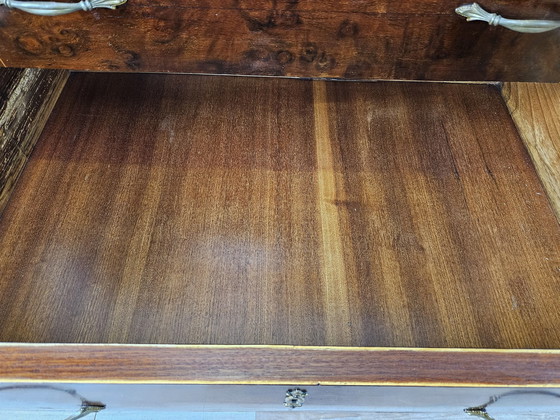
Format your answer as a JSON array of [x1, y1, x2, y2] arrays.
[[0, 68, 68, 214], [503, 82, 560, 222], [0, 74, 559, 348], [1, 1, 560, 81], [2, 345, 560, 386]]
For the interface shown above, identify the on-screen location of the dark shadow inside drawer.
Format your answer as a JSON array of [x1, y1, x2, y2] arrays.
[[0, 73, 558, 348]]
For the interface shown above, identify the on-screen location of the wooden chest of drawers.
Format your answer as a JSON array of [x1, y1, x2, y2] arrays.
[[0, 68, 559, 417], [1, 1, 560, 417]]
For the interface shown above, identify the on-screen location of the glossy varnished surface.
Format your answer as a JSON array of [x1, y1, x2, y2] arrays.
[[1, 1, 560, 81], [2, 345, 560, 386], [0, 74, 559, 348]]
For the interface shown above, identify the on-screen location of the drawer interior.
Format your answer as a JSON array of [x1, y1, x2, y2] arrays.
[[0, 73, 559, 348]]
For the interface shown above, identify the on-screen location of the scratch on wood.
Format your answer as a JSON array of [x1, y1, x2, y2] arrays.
[[0, 58, 6, 68]]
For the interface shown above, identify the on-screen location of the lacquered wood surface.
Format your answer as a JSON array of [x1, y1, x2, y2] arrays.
[[0, 68, 68, 214], [503, 82, 560, 222], [1, 1, 560, 81], [2, 345, 560, 386], [0, 74, 559, 348]]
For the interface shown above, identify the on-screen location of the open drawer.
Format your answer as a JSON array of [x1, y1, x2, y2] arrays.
[[0, 69, 559, 417]]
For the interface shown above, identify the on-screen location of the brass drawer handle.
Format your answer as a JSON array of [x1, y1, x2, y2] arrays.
[[0, 0, 126, 16], [456, 3, 560, 33]]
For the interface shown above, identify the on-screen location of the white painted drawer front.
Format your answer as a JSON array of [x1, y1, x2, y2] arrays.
[[1, 383, 560, 419]]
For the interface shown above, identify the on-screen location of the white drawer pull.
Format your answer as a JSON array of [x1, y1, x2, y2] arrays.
[[456, 3, 560, 33], [0, 0, 126, 16]]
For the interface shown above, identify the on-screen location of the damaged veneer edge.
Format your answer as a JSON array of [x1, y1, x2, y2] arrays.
[[0, 68, 69, 214]]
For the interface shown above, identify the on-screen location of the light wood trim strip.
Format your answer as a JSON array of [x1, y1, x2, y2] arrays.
[[313, 80, 352, 344], [0, 68, 69, 214], [502, 82, 560, 222], [1, 345, 560, 386]]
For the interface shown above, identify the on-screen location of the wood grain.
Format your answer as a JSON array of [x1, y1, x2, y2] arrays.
[[0, 74, 559, 349], [1, 1, 560, 81], [1, 345, 560, 386], [0, 68, 68, 214], [313, 80, 352, 345], [502, 83, 560, 222]]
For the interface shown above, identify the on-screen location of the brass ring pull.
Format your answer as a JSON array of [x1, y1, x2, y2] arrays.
[[456, 3, 560, 33], [0, 0, 126, 16]]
